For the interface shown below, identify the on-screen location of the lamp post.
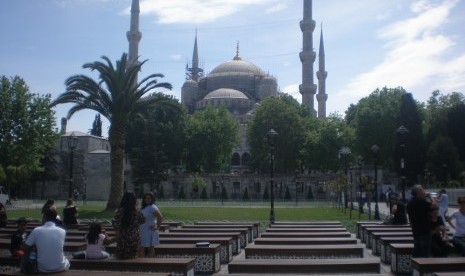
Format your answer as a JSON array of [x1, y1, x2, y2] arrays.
[[267, 128, 278, 225], [371, 144, 380, 220], [221, 173, 225, 205], [67, 132, 78, 199], [357, 155, 363, 219], [339, 147, 351, 214], [349, 168, 353, 219], [396, 126, 409, 202]]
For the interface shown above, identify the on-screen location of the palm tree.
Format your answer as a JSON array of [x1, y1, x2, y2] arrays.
[[51, 53, 172, 209]]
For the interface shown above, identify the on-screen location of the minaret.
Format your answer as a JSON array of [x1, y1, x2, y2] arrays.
[[186, 31, 204, 81], [127, 0, 142, 67], [316, 25, 328, 118], [299, 0, 317, 115]]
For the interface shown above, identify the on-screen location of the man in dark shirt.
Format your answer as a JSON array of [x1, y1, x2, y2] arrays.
[[407, 185, 435, 257], [10, 217, 28, 257]]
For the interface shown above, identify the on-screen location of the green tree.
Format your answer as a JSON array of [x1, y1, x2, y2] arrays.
[[126, 93, 186, 188], [395, 93, 426, 185], [221, 186, 228, 200], [426, 136, 462, 181], [247, 95, 306, 174], [158, 184, 165, 199], [0, 76, 58, 197], [306, 187, 314, 200], [89, 114, 103, 137], [200, 187, 208, 200], [350, 87, 405, 169], [263, 185, 269, 200], [178, 186, 186, 199], [50, 54, 172, 209], [185, 105, 239, 173], [284, 186, 292, 200], [447, 103, 465, 163]]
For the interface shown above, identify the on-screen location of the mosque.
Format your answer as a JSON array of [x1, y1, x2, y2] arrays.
[[177, 0, 328, 173], [42, 0, 334, 201]]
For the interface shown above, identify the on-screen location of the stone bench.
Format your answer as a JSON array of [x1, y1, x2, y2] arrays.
[[70, 257, 195, 276], [254, 237, 357, 245], [363, 226, 410, 245], [0, 269, 169, 276], [170, 228, 249, 249], [180, 225, 254, 243], [159, 237, 233, 264], [412, 257, 465, 276], [369, 231, 412, 252], [390, 243, 414, 275], [270, 224, 343, 228], [356, 221, 383, 239], [245, 244, 364, 259], [272, 221, 343, 225], [0, 238, 86, 253], [194, 221, 260, 240], [106, 243, 221, 275], [260, 232, 352, 238], [160, 232, 242, 255], [379, 237, 413, 263], [228, 258, 380, 274], [265, 227, 348, 233]]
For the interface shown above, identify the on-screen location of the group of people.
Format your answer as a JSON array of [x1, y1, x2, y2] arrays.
[[407, 185, 465, 258], [5, 192, 162, 273]]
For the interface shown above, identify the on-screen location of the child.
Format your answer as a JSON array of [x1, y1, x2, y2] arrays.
[[10, 218, 28, 257], [85, 222, 111, 259]]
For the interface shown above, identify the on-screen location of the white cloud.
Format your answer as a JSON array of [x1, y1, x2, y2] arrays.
[[282, 83, 301, 102], [132, 0, 271, 24], [265, 2, 287, 14], [339, 0, 463, 101]]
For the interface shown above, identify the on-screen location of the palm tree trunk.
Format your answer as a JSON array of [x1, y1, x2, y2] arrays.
[[106, 124, 126, 209]]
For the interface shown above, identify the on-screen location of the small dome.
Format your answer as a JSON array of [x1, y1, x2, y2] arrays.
[[182, 79, 198, 87], [209, 59, 265, 76], [204, 88, 249, 100]]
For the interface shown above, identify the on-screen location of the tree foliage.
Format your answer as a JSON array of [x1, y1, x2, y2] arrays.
[[50, 53, 172, 209], [0, 76, 58, 196], [89, 114, 103, 137], [247, 95, 306, 174], [185, 105, 239, 173]]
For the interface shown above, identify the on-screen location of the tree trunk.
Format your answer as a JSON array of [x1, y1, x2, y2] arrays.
[[106, 123, 126, 210]]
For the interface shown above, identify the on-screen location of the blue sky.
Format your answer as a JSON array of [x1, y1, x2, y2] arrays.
[[1, 0, 465, 136]]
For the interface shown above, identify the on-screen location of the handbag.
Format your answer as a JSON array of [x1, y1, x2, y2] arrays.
[[20, 246, 38, 274]]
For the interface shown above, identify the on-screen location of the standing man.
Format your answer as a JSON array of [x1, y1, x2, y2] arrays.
[[25, 208, 70, 273], [406, 185, 435, 257], [437, 189, 449, 223]]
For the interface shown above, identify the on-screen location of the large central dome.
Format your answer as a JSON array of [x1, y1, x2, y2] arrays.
[[209, 59, 266, 76]]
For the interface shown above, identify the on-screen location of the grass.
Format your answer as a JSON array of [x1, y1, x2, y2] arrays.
[[6, 201, 372, 233]]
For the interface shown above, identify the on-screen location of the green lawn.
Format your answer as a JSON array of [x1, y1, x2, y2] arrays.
[[6, 202, 371, 233]]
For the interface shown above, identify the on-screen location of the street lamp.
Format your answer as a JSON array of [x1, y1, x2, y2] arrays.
[[267, 128, 278, 225], [67, 132, 78, 199], [371, 144, 380, 220], [357, 155, 363, 219], [221, 173, 225, 205], [396, 125, 409, 202], [339, 147, 351, 213]]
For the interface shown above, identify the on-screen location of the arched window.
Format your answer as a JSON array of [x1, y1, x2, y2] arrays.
[[231, 152, 240, 166], [242, 152, 251, 166]]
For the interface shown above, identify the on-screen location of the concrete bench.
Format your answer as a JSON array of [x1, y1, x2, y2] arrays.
[[390, 243, 414, 275], [0, 269, 169, 276], [356, 221, 383, 239], [363, 226, 410, 245], [265, 227, 348, 233], [107, 243, 221, 275], [412, 257, 465, 276], [70, 257, 195, 276], [194, 221, 260, 239], [180, 225, 254, 243], [254, 237, 357, 245], [270, 224, 343, 229], [159, 237, 233, 264], [379, 237, 413, 264], [368, 231, 412, 251], [245, 244, 364, 259], [0, 238, 86, 253], [170, 228, 249, 248], [272, 221, 343, 225], [160, 232, 242, 255], [260, 232, 352, 238], [228, 258, 380, 274]]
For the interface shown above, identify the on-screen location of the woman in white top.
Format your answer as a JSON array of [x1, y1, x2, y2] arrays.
[[447, 195, 465, 256], [138, 192, 163, 257], [85, 222, 111, 259], [437, 189, 449, 223]]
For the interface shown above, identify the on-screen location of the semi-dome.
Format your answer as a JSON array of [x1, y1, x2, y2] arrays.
[[209, 59, 266, 76], [204, 88, 249, 100]]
